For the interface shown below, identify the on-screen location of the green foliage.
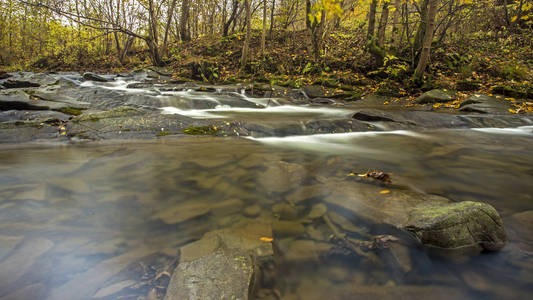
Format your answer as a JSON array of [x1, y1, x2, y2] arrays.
[[183, 126, 218, 135]]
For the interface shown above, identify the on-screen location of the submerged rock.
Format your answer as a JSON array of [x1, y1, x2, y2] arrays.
[[416, 89, 455, 104], [352, 110, 396, 122], [403, 201, 507, 251], [302, 85, 326, 98]]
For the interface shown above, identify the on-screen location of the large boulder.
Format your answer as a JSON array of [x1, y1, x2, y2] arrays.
[[164, 249, 255, 300], [302, 85, 326, 98], [403, 201, 507, 251], [416, 89, 455, 104], [459, 94, 512, 114]]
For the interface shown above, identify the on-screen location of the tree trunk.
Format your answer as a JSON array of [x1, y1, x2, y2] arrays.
[[163, 0, 178, 51], [414, 0, 438, 82], [413, 0, 429, 53], [241, 0, 252, 68], [367, 0, 378, 40], [269, 0, 275, 39], [391, 0, 401, 46], [377, 1, 389, 47], [180, 0, 191, 41], [262, 0, 267, 56]]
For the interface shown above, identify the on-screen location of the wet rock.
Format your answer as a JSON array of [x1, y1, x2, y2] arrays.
[[0, 238, 54, 292], [310, 97, 336, 105], [126, 82, 154, 89], [275, 239, 333, 263], [326, 266, 349, 283], [273, 220, 306, 238], [285, 185, 329, 204], [258, 161, 306, 194], [403, 201, 507, 251], [82, 72, 112, 82], [0, 71, 11, 80], [93, 280, 136, 298], [302, 85, 326, 98], [272, 203, 300, 220], [508, 210, 533, 251], [388, 243, 412, 273], [327, 211, 370, 237], [72, 106, 144, 122], [180, 217, 273, 263], [212, 198, 244, 216], [165, 249, 255, 300], [0, 110, 70, 123], [47, 247, 155, 300], [352, 110, 396, 122], [323, 178, 450, 225], [243, 204, 262, 218], [0, 283, 47, 300], [1, 79, 41, 89], [151, 201, 210, 225], [307, 203, 328, 219], [459, 94, 512, 114], [0, 91, 60, 111], [0, 235, 24, 261], [416, 89, 455, 104]]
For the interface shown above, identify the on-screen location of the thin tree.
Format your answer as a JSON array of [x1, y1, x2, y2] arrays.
[[241, 0, 252, 68], [180, 0, 191, 41], [414, 0, 438, 82]]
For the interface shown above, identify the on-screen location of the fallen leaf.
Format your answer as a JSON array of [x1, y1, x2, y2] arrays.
[[260, 237, 274, 242], [380, 190, 391, 194]]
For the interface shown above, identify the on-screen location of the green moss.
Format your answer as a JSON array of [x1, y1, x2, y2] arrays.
[[59, 107, 83, 116], [183, 126, 217, 135], [156, 131, 174, 137]]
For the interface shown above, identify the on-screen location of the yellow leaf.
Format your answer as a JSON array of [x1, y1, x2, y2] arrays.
[[511, 16, 518, 22], [508, 109, 517, 114], [347, 172, 356, 177], [260, 237, 274, 242], [380, 190, 391, 194]]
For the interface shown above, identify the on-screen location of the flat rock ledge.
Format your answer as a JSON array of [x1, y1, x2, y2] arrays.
[[403, 201, 507, 252]]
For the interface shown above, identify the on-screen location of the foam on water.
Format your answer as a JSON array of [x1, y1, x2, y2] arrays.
[[472, 126, 533, 136], [161, 105, 352, 119]]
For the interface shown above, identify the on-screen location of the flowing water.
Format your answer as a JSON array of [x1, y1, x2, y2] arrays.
[[1, 76, 533, 299]]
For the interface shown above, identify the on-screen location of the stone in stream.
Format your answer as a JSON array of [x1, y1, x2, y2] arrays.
[[403, 201, 507, 251], [151, 201, 211, 225], [459, 94, 513, 114], [0, 79, 41, 89], [166, 217, 273, 300], [352, 110, 397, 122], [0, 283, 47, 300], [272, 220, 306, 238], [82, 72, 112, 82], [274, 239, 333, 263], [165, 249, 255, 300], [0, 238, 54, 292], [302, 85, 326, 98], [0, 235, 24, 261], [257, 161, 307, 194], [272, 203, 301, 220], [285, 185, 330, 204], [243, 204, 262, 218], [93, 280, 137, 298], [0, 71, 11, 80], [47, 247, 155, 300], [307, 203, 328, 219], [416, 89, 455, 104]]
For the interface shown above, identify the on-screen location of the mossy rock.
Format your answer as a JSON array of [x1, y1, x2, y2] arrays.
[[492, 86, 528, 99], [416, 89, 456, 104], [73, 106, 143, 122], [59, 107, 83, 116], [183, 126, 217, 135], [403, 201, 507, 251]]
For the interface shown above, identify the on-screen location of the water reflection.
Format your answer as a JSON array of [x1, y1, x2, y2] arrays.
[[0, 129, 532, 299]]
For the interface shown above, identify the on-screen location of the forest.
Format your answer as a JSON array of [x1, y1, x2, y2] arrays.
[[1, 0, 532, 95]]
